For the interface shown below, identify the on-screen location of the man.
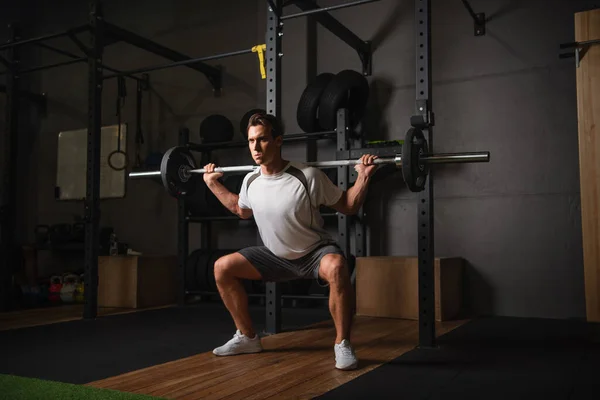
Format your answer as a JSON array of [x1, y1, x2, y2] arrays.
[[203, 112, 378, 370]]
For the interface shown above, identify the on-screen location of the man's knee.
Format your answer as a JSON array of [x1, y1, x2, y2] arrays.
[[214, 252, 262, 283], [214, 255, 236, 283], [319, 254, 348, 285]]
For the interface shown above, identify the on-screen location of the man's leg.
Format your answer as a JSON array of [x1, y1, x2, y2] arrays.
[[318, 254, 354, 344], [317, 253, 358, 370], [213, 247, 298, 356], [214, 252, 262, 338]]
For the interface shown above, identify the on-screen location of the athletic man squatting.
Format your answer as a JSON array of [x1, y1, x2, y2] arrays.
[[203, 112, 378, 370]]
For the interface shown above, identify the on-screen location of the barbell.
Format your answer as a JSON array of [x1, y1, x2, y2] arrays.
[[128, 127, 491, 196]]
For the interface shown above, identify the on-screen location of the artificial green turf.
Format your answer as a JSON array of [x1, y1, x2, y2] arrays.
[[0, 374, 164, 400]]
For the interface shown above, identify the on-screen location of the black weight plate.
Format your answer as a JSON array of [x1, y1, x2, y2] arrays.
[[206, 179, 228, 216], [186, 250, 202, 291], [317, 70, 370, 131], [184, 181, 208, 217], [185, 178, 227, 217], [200, 114, 234, 143], [160, 146, 197, 197], [296, 72, 335, 133], [197, 250, 212, 291], [240, 108, 266, 139], [224, 174, 245, 195], [402, 127, 429, 192]]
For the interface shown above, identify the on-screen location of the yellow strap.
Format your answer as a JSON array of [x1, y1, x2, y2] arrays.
[[252, 44, 267, 79]]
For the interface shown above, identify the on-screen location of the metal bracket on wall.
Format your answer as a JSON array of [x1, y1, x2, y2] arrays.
[[461, 0, 485, 36], [411, 100, 434, 130], [359, 41, 372, 77], [559, 39, 600, 68]]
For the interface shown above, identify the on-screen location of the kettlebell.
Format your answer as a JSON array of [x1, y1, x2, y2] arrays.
[[60, 274, 78, 303], [49, 276, 63, 303]]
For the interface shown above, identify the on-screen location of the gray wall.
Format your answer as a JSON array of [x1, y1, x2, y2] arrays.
[[7, 0, 599, 319]]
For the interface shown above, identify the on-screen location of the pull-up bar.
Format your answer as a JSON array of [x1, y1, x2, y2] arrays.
[[0, 43, 146, 83], [281, 0, 380, 20], [0, 25, 89, 50], [103, 46, 261, 80]]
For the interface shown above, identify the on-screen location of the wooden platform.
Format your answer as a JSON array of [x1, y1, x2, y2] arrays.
[[0, 304, 174, 331], [88, 316, 467, 400]]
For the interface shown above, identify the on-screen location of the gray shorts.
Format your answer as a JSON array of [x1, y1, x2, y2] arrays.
[[237, 242, 345, 282]]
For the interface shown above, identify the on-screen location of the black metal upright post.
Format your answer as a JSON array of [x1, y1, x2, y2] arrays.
[[178, 128, 190, 306], [414, 0, 436, 348], [336, 109, 351, 261], [265, 0, 283, 335], [84, 1, 104, 320], [0, 24, 19, 312], [351, 125, 366, 282]]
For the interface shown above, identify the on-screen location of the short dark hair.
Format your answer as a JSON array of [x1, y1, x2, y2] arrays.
[[247, 112, 284, 138]]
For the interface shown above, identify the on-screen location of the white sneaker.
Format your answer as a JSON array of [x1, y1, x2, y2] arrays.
[[334, 339, 358, 370], [213, 330, 263, 356]]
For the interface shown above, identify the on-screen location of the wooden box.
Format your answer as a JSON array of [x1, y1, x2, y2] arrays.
[[356, 256, 464, 321], [98, 255, 177, 309]]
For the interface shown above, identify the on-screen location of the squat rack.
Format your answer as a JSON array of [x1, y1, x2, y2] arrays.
[[263, 0, 437, 347]]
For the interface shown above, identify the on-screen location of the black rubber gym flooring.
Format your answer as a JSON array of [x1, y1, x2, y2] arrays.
[[317, 316, 600, 400], [0, 302, 331, 385], [1, 304, 599, 399]]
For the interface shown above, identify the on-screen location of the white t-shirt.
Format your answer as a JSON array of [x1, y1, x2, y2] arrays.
[[238, 161, 343, 260]]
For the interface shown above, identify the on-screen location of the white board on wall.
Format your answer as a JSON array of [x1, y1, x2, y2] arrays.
[[55, 124, 127, 200]]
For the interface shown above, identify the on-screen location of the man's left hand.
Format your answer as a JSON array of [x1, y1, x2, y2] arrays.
[[354, 154, 378, 178]]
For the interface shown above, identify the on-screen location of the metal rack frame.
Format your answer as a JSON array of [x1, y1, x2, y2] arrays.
[[413, 0, 436, 349], [260, 0, 381, 334], [261, 0, 438, 346], [0, 24, 20, 312]]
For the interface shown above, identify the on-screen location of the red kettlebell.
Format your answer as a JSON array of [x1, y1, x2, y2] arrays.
[[48, 276, 63, 304]]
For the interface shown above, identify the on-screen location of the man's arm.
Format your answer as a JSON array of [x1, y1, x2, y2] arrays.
[[330, 174, 371, 215], [206, 180, 253, 219], [329, 154, 378, 215]]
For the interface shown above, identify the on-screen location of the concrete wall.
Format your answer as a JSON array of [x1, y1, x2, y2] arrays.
[[8, 0, 599, 319]]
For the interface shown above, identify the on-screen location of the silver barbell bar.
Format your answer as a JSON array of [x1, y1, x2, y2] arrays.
[[128, 151, 490, 179]]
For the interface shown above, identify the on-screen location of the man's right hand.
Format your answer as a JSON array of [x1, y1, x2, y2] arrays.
[[203, 163, 224, 184]]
